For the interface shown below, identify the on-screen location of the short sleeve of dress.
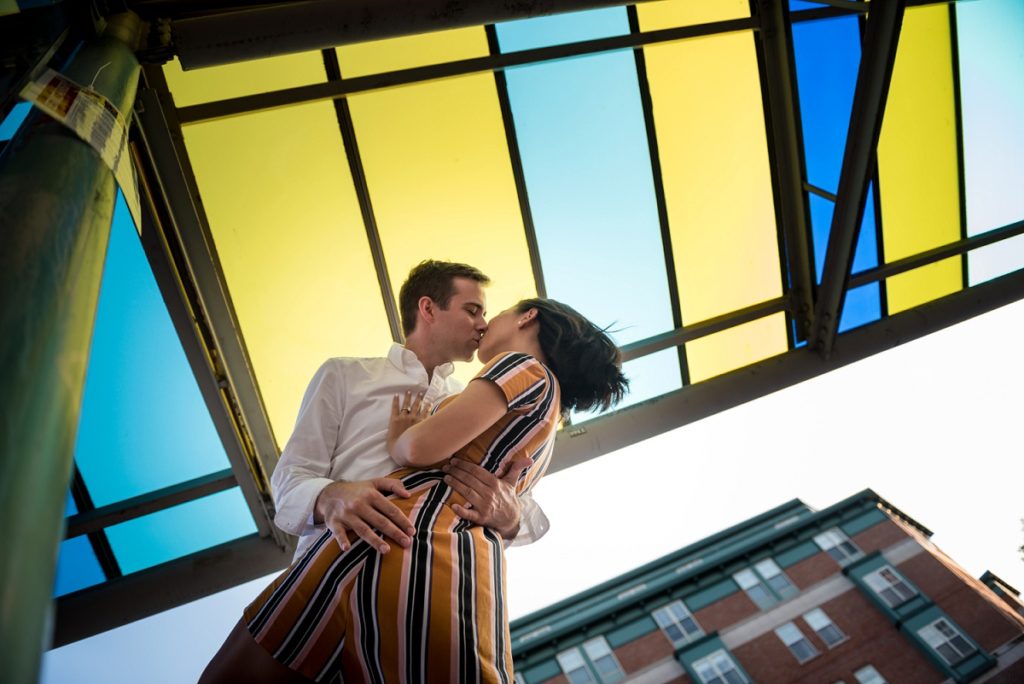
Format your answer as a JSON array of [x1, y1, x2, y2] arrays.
[[474, 352, 549, 412]]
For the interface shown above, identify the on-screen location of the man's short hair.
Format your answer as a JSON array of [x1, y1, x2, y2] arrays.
[[398, 260, 490, 337]]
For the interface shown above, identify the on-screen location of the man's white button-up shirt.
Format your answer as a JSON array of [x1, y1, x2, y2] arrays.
[[272, 344, 550, 559]]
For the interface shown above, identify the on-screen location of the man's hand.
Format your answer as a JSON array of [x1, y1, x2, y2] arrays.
[[442, 456, 532, 540], [314, 479, 415, 554]]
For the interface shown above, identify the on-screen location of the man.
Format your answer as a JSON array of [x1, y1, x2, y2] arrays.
[[272, 260, 549, 560]]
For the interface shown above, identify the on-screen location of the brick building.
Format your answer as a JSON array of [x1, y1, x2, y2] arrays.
[[510, 490, 1024, 683]]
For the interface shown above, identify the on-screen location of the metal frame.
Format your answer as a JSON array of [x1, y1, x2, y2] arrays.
[[321, 48, 405, 343], [810, 0, 906, 357], [39, 0, 1024, 645], [552, 265, 1024, 474], [53, 533, 292, 647], [753, 0, 817, 344]]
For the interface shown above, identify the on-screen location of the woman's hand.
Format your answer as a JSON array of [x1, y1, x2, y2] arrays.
[[387, 390, 430, 459]]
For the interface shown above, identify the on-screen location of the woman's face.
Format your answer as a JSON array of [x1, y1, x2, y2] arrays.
[[477, 306, 518, 363]]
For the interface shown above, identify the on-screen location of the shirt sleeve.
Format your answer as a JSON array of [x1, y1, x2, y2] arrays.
[[270, 360, 343, 537], [510, 492, 550, 546], [475, 352, 549, 412]]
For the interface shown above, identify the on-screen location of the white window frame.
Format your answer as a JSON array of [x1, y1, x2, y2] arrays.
[[917, 618, 977, 666], [863, 565, 918, 608], [803, 607, 847, 648], [652, 599, 704, 647], [582, 637, 625, 684], [813, 528, 864, 565], [556, 647, 596, 684], [691, 649, 749, 684], [775, 621, 819, 663], [853, 664, 888, 684]]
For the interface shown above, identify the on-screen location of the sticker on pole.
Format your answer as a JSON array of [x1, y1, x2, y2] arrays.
[[20, 68, 142, 228]]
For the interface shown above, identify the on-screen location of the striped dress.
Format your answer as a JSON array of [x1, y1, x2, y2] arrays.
[[244, 352, 560, 683]]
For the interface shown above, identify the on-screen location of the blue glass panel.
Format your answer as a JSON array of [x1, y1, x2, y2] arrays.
[[807, 188, 879, 280], [0, 101, 31, 140], [495, 7, 628, 52], [74, 193, 231, 506], [573, 348, 682, 424], [957, 0, 1024, 284], [792, 16, 862, 194], [839, 283, 881, 333], [107, 488, 256, 574], [500, 49, 674, 347], [790, 1, 823, 11], [54, 491, 105, 596]]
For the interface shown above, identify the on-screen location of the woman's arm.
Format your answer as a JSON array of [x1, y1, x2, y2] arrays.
[[388, 378, 508, 468]]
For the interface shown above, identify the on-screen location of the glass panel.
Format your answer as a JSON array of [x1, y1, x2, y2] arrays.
[[180, 103, 392, 443], [338, 26, 488, 78], [54, 491, 104, 597], [496, 7, 628, 51], [636, 0, 749, 29], [74, 194, 233, 504], [499, 46, 675, 346], [685, 314, 788, 384], [639, 25, 786, 379], [106, 487, 256, 574], [878, 5, 962, 314], [343, 73, 536, 385], [573, 348, 683, 424], [957, 0, 1024, 283], [163, 52, 326, 108]]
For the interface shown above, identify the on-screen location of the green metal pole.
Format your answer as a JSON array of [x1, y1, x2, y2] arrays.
[[0, 13, 142, 684]]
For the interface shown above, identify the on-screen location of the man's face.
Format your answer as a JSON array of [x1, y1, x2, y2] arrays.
[[432, 277, 488, 362]]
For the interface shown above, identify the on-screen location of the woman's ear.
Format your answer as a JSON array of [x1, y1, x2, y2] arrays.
[[518, 308, 539, 327]]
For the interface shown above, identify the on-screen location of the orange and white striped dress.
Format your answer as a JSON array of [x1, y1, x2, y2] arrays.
[[244, 352, 559, 683]]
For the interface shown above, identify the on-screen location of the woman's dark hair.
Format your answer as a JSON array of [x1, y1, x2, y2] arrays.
[[517, 298, 629, 414]]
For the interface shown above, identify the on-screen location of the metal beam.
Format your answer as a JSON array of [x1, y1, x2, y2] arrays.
[[552, 266, 1024, 474], [53, 533, 293, 647], [132, 140, 275, 539], [0, 14, 143, 684], [134, 67, 284, 535], [65, 469, 237, 539], [810, 0, 906, 358], [848, 219, 1024, 289], [754, 0, 817, 343], [175, 16, 757, 125], [166, 0, 665, 70]]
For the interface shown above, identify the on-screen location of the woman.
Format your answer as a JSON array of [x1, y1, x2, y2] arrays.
[[200, 298, 627, 683]]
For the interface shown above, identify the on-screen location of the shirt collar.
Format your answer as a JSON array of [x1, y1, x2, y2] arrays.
[[387, 343, 456, 380]]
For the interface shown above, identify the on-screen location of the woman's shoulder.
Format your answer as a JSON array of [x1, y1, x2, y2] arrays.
[[475, 352, 557, 414]]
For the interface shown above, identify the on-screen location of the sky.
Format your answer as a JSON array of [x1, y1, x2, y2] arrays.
[[42, 296, 1024, 683]]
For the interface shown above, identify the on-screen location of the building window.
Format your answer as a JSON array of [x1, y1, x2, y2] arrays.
[[652, 600, 703, 646], [863, 565, 917, 607], [557, 648, 596, 684], [582, 637, 625, 684], [918, 618, 977, 666], [734, 558, 797, 609], [514, 674, 526, 684], [775, 621, 819, 663], [556, 637, 625, 684], [813, 528, 863, 565], [803, 607, 847, 648], [692, 650, 749, 684], [853, 664, 887, 684]]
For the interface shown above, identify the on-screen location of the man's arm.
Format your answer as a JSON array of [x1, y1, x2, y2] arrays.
[[272, 361, 413, 553]]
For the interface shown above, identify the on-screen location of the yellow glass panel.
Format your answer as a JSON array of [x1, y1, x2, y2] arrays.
[[636, 0, 749, 31], [643, 31, 787, 378], [183, 104, 391, 444], [347, 75, 535, 384], [337, 26, 489, 78], [686, 314, 788, 383], [878, 5, 962, 314], [162, 53, 326, 108]]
